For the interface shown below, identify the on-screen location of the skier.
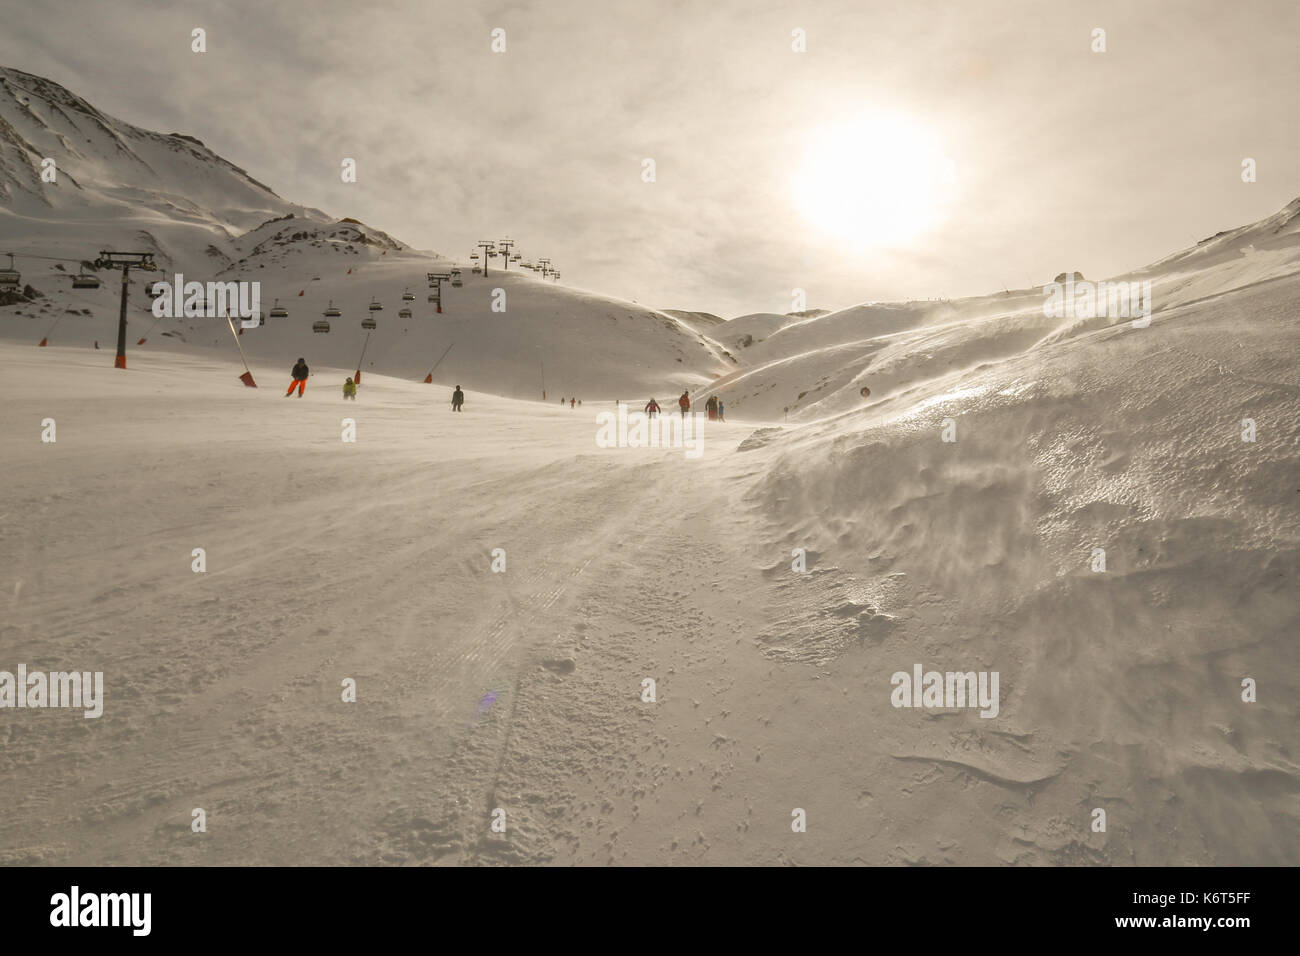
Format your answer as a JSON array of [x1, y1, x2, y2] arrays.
[[706, 395, 718, 421], [570, 397, 575, 409], [285, 358, 309, 397], [678, 390, 690, 417], [343, 377, 357, 400], [452, 385, 465, 412], [717, 398, 725, 421], [645, 397, 660, 417]]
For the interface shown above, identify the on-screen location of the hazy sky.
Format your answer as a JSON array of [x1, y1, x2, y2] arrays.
[[2, 0, 1297, 317]]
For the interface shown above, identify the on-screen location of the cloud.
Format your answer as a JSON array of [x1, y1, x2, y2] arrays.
[[1, 0, 1297, 316]]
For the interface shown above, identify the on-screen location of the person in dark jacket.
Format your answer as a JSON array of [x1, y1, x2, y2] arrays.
[[286, 358, 309, 397], [678, 390, 690, 417], [452, 385, 464, 411], [645, 398, 660, 417]]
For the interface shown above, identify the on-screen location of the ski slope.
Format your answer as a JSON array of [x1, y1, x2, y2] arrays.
[[1, 64, 1296, 866], [1, 251, 1295, 864]]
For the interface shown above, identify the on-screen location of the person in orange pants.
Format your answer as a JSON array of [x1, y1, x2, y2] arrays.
[[285, 358, 309, 397]]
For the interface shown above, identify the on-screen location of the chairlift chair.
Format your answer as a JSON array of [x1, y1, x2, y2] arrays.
[[368, 298, 383, 312], [324, 300, 342, 317], [361, 315, 377, 330], [71, 272, 101, 289], [269, 298, 289, 318], [0, 253, 21, 289], [313, 319, 331, 333], [452, 277, 463, 286], [399, 308, 412, 318], [402, 288, 415, 301]]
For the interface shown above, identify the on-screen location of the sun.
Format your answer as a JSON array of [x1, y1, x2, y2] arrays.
[[790, 111, 953, 247]]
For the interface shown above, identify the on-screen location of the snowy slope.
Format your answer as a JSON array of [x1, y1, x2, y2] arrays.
[[0, 66, 1295, 868], [692, 198, 1300, 421], [1, 257, 1294, 865]]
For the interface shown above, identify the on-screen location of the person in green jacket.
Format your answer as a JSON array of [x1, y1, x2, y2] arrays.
[[343, 377, 357, 400]]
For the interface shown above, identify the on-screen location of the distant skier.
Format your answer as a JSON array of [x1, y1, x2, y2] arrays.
[[285, 358, 309, 397], [570, 397, 575, 409], [678, 390, 690, 417], [452, 385, 464, 412], [705, 395, 718, 421], [343, 377, 357, 400], [645, 397, 660, 417], [717, 398, 725, 421]]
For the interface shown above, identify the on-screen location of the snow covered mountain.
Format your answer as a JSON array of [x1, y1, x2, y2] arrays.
[[0, 66, 735, 398], [695, 197, 1300, 422]]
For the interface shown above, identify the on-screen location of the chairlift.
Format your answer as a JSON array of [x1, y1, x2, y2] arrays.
[[510, 254, 521, 262], [402, 288, 415, 301], [428, 294, 438, 303], [399, 308, 412, 318], [452, 277, 463, 286], [313, 319, 331, 333], [470, 253, 479, 260], [471, 266, 480, 275], [71, 272, 101, 289], [0, 253, 19, 289], [362, 315, 377, 330], [269, 298, 289, 318], [324, 300, 342, 318], [368, 298, 383, 312]]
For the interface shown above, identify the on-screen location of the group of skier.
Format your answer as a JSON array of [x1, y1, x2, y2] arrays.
[[285, 358, 729, 420], [643, 390, 723, 420]]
